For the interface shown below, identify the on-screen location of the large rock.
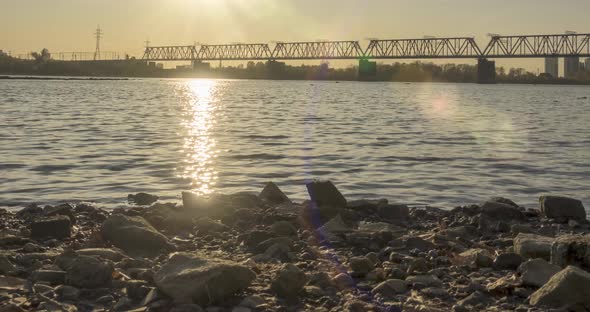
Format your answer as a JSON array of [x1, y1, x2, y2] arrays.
[[530, 266, 590, 309], [514, 233, 554, 261], [101, 214, 173, 257], [551, 235, 590, 269], [481, 200, 524, 221], [306, 180, 347, 219], [518, 259, 560, 288], [77, 248, 126, 262], [540, 195, 586, 221], [30, 215, 71, 240], [371, 279, 409, 299], [65, 256, 113, 289], [182, 192, 262, 217], [128, 193, 159, 206], [259, 182, 291, 206], [493, 253, 523, 270], [154, 253, 256, 304], [270, 263, 307, 298], [459, 249, 493, 268], [31, 270, 67, 285], [377, 204, 409, 221], [317, 214, 352, 242]]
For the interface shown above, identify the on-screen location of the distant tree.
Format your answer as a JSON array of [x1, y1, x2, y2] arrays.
[[31, 48, 51, 63]]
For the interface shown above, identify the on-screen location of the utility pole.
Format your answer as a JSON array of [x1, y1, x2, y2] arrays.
[[94, 25, 103, 61]]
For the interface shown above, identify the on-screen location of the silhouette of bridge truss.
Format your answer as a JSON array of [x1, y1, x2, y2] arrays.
[[141, 33, 590, 61]]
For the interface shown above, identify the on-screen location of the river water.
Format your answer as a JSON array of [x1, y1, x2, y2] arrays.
[[1, 78, 589, 209]]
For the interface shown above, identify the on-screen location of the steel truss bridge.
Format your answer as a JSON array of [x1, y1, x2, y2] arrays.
[[142, 33, 590, 61]]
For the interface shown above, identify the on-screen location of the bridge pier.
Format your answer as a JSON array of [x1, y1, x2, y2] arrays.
[[358, 59, 377, 81], [477, 58, 496, 84]]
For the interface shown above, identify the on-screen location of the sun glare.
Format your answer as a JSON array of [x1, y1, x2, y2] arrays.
[[179, 79, 220, 196]]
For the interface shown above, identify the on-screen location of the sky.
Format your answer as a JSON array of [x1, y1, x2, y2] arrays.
[[1, 0, 589, 71]]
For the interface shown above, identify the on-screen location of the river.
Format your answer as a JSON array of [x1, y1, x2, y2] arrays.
[[1, 78, 589, 209]]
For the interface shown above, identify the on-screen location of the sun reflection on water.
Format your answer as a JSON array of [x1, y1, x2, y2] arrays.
[[178, 79, 220, 195]]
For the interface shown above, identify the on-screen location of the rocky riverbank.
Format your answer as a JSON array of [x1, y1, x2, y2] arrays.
[[1, 181, 590, 312]]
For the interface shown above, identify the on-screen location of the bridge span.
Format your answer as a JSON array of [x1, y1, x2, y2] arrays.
[[142, 33, 590, 61]]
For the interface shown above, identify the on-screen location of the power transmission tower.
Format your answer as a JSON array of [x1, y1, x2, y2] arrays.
[[94, 25, 103, 61]]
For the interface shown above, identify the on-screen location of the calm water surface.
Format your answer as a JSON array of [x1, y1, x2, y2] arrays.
[[1, 79, 589, 209]]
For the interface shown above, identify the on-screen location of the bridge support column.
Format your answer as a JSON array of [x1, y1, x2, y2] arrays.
[[358, 59, 377, 81], [477, 58, 496, 84]]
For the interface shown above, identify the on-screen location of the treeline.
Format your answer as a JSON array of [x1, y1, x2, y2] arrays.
[[1, 49, 589, 84]]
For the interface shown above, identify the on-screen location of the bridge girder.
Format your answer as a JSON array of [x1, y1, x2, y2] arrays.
[[483, 33, 590, 58], [198, 44, 273, 61], [272, 41, 364, 60], [364, 37, 482, 59]]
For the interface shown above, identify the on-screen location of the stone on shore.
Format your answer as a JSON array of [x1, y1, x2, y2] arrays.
[[65, 256, 114, 289], [259, 182, 291, 205], [154, 252, 256, 304], [481, 200, 524, 220], [551, 235, 590, 268], [540, 195, 586, 221], [128, 193, 159, 206], [459, 249, 494, 268], [317, 214, 352, 242], [406, 275, 442, 288], [493, 253, 523, 270], [371, 279, 409, 299], [101, 214, 173, 257], [306, 180, 347, 219], [349, 256, 374, 276], [31, 270, 67, 285], [377, 204, 409, 221], [76, 248, 126, 262], [513, 233, 553, 261], [518, 259, 560, 288], [0, 256, 17, 275], [271, 263, 307, 298], [530, 266, 590, 309], [30, 215, 71, 240]]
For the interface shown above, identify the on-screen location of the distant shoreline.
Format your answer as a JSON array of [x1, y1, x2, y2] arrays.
[[0, 75, 129, 81]]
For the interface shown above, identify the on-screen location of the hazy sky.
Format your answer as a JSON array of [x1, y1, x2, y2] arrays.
[[1, 0, 589, 70]]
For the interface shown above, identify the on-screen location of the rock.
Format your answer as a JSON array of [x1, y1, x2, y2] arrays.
[[358, 222, 406, 234], [511, 224, 533, 236], [43, 204, 76, 224], [31, 270, 67, 285], [182, 192, 262, 216], [406, 275, 443, 288], [77, 248, 126, 261], [128, 193, 159, 206], [55, 285, 80, 301], [240, 295, 266, 308], [540, 195, 586, 221], [513, 233, 553, 261], [0, 276, 26, 290], [126, 280, 151, 301], [317, 215, 352, 241], [101, 214, 173, 257], [195, 218, 229, 233], [0, 256, 17, 275], [30, 215, 71, 240], [22, 242, 43, 253], [551, 235, 590, 269], [306, 180, 347, 219], [332, 273, 355, 289], [377, 204, 409, 221], [0, 235, 30, 247], [530, 266, 590, 309], [481, 201, 524, 220], [349, 257, 374, 276], [270, 221, 297, 237], [154, 252, 256, 304], [259, 182, 291, 205], [459, 249, 493, 268], [421, 287, 449, 298], [518, 259, 560, 288], [405, 237, 435, 252], [493, 253, 523, 270], [371, 279, 409, 299], [270, 263, 307, 298], [65, 256, 114, 289]]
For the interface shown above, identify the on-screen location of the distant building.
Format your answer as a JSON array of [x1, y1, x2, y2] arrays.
[[564, 56, 580, 78], [544, 57, 559, 78], [586, 58, 590, 72]]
